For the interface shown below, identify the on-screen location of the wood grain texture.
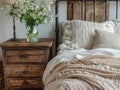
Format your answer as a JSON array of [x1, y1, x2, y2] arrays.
[[67, 1, 109, 22], [6, 50, 45, 64], [5, 65, 44, 78], [67, 1, 73, 20], [6, 50, 44, 56], [0, 38, 53, 48], [7, 55, 45, 64], [7, 78, 43, 88], [0, 61, 3, 89], [0, 38, 54, 90], [73, 2, 82, 20]]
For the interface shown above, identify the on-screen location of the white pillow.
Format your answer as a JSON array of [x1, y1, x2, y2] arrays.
[[58, 20, 115, 50], [92, 30, 120, 49], [112, 20, 120, 33]]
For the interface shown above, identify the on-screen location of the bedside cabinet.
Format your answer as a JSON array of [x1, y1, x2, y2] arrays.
[[0, 38, 54, 90]]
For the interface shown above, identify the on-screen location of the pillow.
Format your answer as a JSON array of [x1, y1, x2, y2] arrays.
[[58, 20, 115, 50], [92, 30, 120, 49], [112, 19, 120, 33]]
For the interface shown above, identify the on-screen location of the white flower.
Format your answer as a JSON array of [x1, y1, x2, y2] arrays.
[[38, 11, 43, 15], [23, 9, 26, 13], [43, 19, 48, 24], [48, 1, 53, 5], [47, 5, 51, 11], [1, 0, 55, 28]]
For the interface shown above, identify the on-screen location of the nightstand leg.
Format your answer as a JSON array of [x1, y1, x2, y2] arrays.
[[4, 87, 9, 90], [9, 88, 15, 90]]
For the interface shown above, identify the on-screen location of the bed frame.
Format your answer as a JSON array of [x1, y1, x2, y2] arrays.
[[55, 0, 119, 53]]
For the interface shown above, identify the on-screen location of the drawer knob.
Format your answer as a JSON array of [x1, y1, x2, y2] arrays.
[[23, 80, 30, 85], [21, 54, 29, 58], [22, 70, 29, 74]]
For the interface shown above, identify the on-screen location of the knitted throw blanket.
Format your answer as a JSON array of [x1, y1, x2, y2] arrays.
[[44, 55, 120, 90]]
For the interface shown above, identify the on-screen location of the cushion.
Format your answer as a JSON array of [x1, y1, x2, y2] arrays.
[[58, 20, 115, 50], [112, 20, 120, 33], [92, 30, 120, 49]]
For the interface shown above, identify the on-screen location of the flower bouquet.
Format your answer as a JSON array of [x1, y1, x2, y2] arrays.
[[6, 0, 54, 42]]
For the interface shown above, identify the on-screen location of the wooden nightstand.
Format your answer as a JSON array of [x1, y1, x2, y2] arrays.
[[0, 38, 54, 90]]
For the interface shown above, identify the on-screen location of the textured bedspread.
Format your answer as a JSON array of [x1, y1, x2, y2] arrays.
[[44, 55, 120, 90]]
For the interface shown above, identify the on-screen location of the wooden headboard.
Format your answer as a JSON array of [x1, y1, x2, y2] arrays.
[[55, 0, 119, 53], [67, 1, 109, 21]]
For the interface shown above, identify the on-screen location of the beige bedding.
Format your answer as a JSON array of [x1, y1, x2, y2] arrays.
[[44, 55, 120, 90]]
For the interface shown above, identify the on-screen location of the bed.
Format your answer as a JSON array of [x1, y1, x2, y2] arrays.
[[43, 0, 120, 90]]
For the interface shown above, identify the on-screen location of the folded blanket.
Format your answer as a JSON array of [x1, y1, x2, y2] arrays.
[[44, 55, 120, 90]]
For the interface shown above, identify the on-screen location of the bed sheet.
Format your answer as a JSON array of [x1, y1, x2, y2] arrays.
[[43, 48, 120, 84]]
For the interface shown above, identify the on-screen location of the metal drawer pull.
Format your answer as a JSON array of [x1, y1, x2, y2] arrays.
[[22, 70, 29, 74], [21, 54, 29, 58], [23, 80, 29, 85]]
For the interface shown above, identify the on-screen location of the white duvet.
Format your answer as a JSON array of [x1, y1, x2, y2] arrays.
[[42, 48, 120, 84]]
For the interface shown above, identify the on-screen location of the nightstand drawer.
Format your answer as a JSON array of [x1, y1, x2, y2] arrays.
[[6, 50, 44, 56], [7, 56, 45, 64], [5, 65, 44, 77], [6, 50, 45, 64], [7, 78, 43, 88]]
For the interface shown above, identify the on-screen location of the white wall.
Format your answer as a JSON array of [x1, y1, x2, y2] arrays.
[[109, 2, 120, 20], [0, 1, 120, 58]]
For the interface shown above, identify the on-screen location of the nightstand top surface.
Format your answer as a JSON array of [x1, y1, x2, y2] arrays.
[[0, 38, 54, 48]]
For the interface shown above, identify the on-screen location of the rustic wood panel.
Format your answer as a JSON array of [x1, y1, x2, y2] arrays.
[[5, 65, 44, 77], [7, 78, 43, 88], [67, 1, 73, 20], [73, 2, 82, 20], [7, 55, 45, 64], [0, 38, 54, 48], [6, 50, 46, 64], [0, 38, 54, 90], [67, 1, 109, 22], [6, 50, 44, 56]]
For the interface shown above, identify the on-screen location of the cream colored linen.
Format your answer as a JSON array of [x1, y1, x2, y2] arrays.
[[44, 55, 120, 90], [93, 30, 120, 49], [59, 20, 115, 50], [112, 20, 120, 33], [42, 48, 120, 83]]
